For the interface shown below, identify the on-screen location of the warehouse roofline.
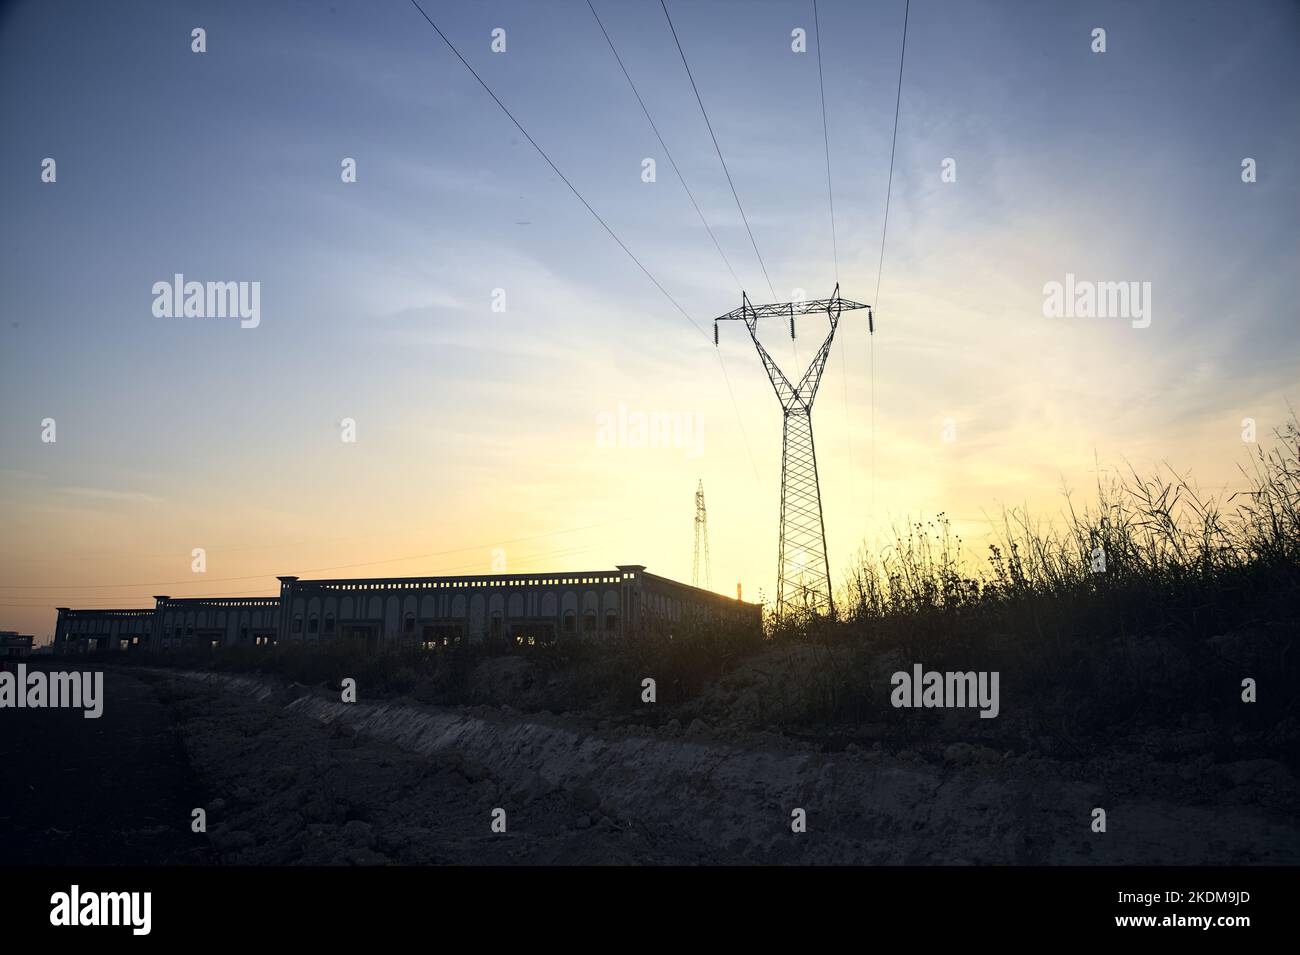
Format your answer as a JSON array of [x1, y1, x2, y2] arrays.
[[52, 563, 761, 653]]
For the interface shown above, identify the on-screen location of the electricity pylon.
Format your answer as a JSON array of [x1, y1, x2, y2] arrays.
[[692, 479, 711, 590], [714, 284, 870, 620]]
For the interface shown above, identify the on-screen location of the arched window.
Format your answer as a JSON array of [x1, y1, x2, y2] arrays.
[[583, 610, 597, 633], [324, 614, 336, 635], [403, 613, 416, 634], [563, 610, 576, 633], [605, 611, 618, 632], [308, 615, 319, 634]]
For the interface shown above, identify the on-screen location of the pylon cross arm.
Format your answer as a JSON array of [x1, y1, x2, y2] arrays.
[[713, 286, 868, 323]]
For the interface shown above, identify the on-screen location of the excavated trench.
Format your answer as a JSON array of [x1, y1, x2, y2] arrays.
[[157, 669, 1300, 864]]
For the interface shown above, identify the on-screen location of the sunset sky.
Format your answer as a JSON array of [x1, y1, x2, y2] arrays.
[[2, 0, 1297, 641]]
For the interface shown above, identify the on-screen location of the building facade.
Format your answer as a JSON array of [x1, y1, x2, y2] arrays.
[[53, 564, 759, 653], [0, 631, 35, 659]]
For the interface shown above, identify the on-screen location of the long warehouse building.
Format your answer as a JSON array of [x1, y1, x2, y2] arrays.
[[53, 564, 759, 653]]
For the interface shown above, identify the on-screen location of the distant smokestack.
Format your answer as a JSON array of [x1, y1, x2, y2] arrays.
[[736, 582, 742, 601]]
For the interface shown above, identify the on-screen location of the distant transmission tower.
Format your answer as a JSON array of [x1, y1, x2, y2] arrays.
[[715, 285, 870, 620], [692, 479, 711, 590]]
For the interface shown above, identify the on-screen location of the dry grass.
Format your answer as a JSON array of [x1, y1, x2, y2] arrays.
[[754, 417, 1300, 751]]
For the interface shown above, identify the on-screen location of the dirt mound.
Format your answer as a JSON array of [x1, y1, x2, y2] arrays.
[[155, 669, 1300, 864]]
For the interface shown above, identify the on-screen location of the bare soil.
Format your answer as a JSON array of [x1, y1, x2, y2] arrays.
[[144, 666, 1300, 865]]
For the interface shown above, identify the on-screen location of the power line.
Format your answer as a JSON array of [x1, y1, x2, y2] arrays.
[[874, 0, 910, 307], [406, 0, 759, 484], [584, 0, 760, 484], [870, 0, 911, 521], [659, 0, 778, 301], [812, 0, 852, 494], [586, 0, 741, 292], [812, 0, 838, 284], [405, 0, 706, 339]]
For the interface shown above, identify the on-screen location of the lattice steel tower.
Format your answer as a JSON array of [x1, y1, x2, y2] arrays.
[[715, 285, 870, 620], [692, 479, 712, 590]]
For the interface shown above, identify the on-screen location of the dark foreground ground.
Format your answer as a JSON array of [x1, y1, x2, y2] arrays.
[[0, 667, 717, 864], [3, 663, 1297, 865], [0, 668, 211, 865]]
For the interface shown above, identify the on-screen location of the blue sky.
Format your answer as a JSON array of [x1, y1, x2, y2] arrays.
[[1, 0, 1297, 637]]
